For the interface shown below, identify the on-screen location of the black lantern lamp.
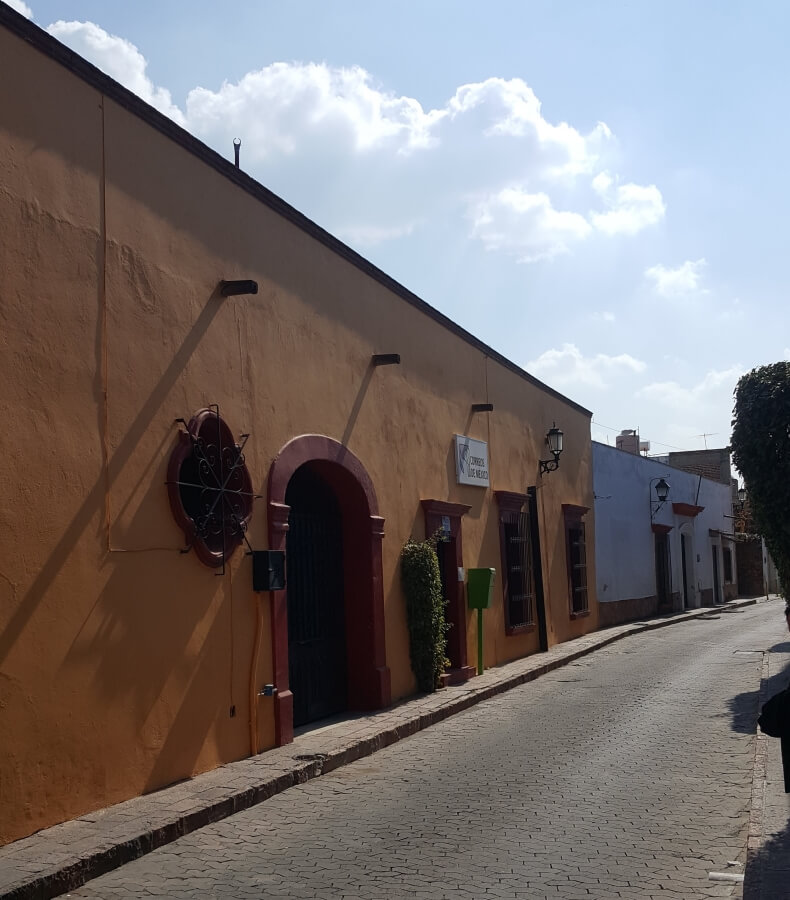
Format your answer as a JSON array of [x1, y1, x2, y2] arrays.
[[539, 422, 564, 474], [649, 475, 671, 521], [738, 486, 747, 506]]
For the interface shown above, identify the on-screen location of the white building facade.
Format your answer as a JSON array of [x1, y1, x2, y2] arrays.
[[593, 442, 738, 627]]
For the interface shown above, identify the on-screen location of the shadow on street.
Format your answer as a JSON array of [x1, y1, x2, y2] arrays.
[[744, 817, 790, 899], [727, 645, 790, 734]]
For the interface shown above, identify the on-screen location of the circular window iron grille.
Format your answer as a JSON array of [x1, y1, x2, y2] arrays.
[[167, 405, 256, 570]]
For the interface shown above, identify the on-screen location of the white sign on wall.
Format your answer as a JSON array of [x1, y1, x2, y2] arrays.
[[454, 434, 490, 487]]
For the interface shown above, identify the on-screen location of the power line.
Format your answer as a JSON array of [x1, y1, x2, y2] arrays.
[[590, 420, 697, 453]]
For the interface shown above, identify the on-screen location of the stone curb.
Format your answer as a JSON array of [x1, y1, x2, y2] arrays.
[[0, 598, 759, 900], [743, 649, 771, 899]]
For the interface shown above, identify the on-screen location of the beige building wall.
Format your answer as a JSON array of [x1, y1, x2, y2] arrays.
[[0, 15, 596, 845]]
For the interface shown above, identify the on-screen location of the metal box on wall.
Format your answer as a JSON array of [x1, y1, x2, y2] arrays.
[[467, 567, 495, 609], [251, 550, 286, 592]]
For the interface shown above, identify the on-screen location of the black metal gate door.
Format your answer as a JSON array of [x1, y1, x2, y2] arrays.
[[286, 466, 347, 727], [655, 533, 671, 611]]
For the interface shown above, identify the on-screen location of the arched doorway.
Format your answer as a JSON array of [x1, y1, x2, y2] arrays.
[[268, 436, 391, 744], [285, 465, 347, 726]]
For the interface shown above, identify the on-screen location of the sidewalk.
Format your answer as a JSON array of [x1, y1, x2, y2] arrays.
[[745, 624, 790, 899], [0, 597, 764, 900]]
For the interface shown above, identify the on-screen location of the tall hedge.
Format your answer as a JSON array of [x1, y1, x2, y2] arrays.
[[731, 362, 790, 595], [400, 538, 450, 692]]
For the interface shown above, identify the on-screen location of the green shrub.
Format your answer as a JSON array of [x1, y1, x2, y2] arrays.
[[400, 538, 450, 692]]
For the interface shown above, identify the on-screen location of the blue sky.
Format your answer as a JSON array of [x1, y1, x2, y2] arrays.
[[8, 0, 790, 455]]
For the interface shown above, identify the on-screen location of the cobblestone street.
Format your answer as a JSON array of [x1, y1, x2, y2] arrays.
[[65, 604, 782, 899]]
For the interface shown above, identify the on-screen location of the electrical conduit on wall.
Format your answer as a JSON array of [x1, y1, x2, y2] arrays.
[[248, 594, 264, 756]]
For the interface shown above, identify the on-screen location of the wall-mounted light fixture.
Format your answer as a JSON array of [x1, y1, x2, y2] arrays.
[[220, 279, 258, 297], [539, 422, 564, 474], [372, 353, 401, 366], [471, 403, 494, 413], [734, 486, 748, 531], [649, 475, 671, 521]]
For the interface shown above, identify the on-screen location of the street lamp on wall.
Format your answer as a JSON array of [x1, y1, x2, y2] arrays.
[[649, 475, 671, 522], [539, 423, 564, 475], [734, 485, 748, 532]]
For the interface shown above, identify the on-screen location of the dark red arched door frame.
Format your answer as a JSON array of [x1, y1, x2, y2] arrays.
[[267, 435, 391, 745]]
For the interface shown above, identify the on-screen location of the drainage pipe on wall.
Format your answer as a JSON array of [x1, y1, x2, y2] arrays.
[[248, 596, 264, 756]]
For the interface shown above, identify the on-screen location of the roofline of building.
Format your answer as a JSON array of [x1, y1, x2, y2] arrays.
[[591, 440, 734, 483], [3, 6, 592, 418]]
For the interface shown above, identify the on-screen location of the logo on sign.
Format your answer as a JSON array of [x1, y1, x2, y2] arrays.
[[454, 435, 490, 487]]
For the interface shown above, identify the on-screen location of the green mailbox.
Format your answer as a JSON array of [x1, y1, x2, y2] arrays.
[[467, 567, 495, 610], [467, 567, 495, 676]]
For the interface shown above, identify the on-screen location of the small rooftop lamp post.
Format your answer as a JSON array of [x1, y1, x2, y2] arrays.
[[539, 423, 564, 475], [649, 476, 671, 522]]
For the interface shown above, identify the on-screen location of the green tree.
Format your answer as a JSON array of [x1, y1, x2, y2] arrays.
[[731, 361, 790, 595]]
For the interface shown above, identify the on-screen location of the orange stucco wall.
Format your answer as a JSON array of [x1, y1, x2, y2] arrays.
[[0, 19, 596, 845]]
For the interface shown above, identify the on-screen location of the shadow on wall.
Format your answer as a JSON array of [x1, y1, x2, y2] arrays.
[[61, 462, 239, 796], [0, 291, 224, 670]]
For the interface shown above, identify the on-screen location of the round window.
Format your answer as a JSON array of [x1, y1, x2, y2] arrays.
[[167, 407, 254, 568]]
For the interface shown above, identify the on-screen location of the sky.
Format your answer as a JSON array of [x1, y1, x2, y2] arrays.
[[7, 0, 790, 455]]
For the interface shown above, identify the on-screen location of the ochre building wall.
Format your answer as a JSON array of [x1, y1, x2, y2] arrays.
[[0, 17, 596, 845]]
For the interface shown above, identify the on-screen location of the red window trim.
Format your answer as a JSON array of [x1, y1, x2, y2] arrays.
[[672, 502, 705, 517], [562, 504, 590, 617], [495, 491, 536, 636], [421, 499, 474, 683]]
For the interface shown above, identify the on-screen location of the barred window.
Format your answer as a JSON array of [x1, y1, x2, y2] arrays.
[[496, 492, 535, 634], [563, 504, 590, 617]]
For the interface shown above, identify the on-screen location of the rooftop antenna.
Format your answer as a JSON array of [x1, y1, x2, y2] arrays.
[[694, 432, 718, 449], [233, 138, 241, 169]]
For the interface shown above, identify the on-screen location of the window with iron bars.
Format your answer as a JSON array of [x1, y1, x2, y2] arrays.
[[563, 504, 590, 617], [496, 492, 535, 634]]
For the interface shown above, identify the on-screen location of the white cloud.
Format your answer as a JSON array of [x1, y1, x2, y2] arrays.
[[186, 63, 442, 160], [527, 343, 646, 390], [645, 258, 707, 297], [591, 310, 616, 322], [637, 365, 744, 411], [470, 189, 592, 262], [45, 21, 185, 125], [717, 296, 744, 321], [41, 22, 663, 262], [445, 78, 611, 177], [6, 0, 32, 17], [335, 221, 417, 246], [591, 172, 666, 235]]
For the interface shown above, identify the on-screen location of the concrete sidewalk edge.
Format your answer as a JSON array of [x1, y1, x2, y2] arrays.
[[0, 598, 761, 900], [743, 650, 770, 899]]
